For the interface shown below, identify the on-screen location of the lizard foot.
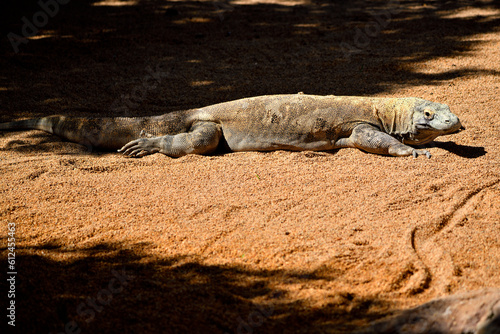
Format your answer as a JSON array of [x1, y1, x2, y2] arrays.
[[118, 138, 160, 158], [388, 144, 431, 158], [412, 149, 431, 159]]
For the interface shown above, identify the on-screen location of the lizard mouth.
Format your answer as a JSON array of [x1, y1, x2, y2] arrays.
[[445, 122, 465, 134], [415, 123, 432, 130], [415, 122, 464, 133]]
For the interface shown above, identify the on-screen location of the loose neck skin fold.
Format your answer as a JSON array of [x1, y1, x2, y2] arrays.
[[373, 98, 415, 136]]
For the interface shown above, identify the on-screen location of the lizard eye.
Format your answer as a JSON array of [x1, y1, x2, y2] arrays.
[[424, 110, 434, 119]]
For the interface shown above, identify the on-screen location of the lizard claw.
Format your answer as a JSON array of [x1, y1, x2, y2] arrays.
[[412, 149, 432, 159], [118, 138, 159, 158]]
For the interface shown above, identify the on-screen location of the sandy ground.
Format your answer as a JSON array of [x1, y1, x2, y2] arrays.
[[1, 0, 499, 333]]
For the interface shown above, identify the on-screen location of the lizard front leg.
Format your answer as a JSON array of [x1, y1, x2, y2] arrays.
[[118, 121, 222, 158], [335, 123, 431, 158]]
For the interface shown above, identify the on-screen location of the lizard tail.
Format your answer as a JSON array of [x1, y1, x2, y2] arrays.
[[1, 112, 192, 151], [0, 116, 60, 133], [0, 115, 179, 151], [0, 115, 116, 150]]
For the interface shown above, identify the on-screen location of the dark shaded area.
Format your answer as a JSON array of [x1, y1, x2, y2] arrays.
[[0, 0, 499, 121], [433, 141, 487, 158], [2, 240, 390, 333]]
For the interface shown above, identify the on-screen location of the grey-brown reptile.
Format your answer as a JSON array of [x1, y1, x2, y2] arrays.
[[0, 94, 464, 158]]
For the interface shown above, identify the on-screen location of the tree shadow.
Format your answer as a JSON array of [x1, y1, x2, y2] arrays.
[[0, 131, 100, 156], [0, 0, 499, 119], [2, 240, 392, 333]]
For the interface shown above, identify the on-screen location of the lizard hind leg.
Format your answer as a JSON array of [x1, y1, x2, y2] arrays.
[[118, 121, 222, 158]]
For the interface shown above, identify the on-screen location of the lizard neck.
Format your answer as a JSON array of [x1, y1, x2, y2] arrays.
[[373, 98, 415, 136]]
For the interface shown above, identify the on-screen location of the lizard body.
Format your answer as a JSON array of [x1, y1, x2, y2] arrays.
[[0, 94, 463, 158]]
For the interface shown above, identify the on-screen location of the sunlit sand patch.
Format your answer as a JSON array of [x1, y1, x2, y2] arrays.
[[441, 7, 500, 20], [92, 0, 138, 7], [231, 0, 309, 5], [191, 80, 214, 87]]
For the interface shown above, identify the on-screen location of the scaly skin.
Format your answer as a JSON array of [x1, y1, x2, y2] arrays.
[[0, 94, 464, 158]]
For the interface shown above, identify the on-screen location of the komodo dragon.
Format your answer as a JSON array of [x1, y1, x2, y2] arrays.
[[0, 94, 464, 158]]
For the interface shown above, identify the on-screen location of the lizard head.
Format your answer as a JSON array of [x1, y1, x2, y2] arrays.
[[404, 100, 464, 145]]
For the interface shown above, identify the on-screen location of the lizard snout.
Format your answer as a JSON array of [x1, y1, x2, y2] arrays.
[[447, 118, 464, 134], [443, 113, 463, 131]]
